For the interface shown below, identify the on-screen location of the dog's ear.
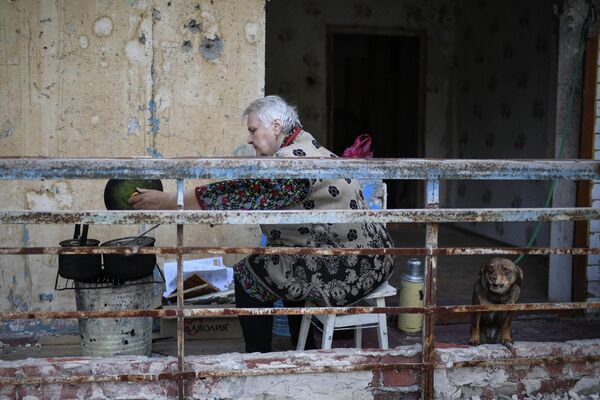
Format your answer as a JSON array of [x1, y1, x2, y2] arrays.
[[479, 265, 486, 277], [514, 265, 524, 286]]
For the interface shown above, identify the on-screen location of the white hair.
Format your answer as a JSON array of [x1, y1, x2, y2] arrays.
[[243, 95, 301, 134]]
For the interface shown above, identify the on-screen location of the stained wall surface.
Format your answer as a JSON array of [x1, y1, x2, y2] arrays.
[[0, 0, 265, 332], [266, 0, 456, 159], [451, 0, 558, 248]]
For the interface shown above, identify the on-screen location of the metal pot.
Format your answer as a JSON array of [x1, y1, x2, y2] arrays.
[[101, 236, 156, 282], [58, 238, 102, 282]]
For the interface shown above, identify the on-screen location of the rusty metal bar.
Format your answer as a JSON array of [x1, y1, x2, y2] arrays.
[[2, 245, 599, 256], [3, 302, 600, 321], [2, 352, 600, 387], [1, 157, 598, 180], [2, 157, 600, 394], [1, 207, 599, 225], [438, 354, 600, 369], [0, 309, 179, 319], [423, 180, 440, 400], [0, 361, 428, 387], [2, 352, 599, 387]]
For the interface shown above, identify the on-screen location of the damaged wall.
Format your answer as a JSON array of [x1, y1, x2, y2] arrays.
[[0, 0, 265, 334], [1, 341, 600, 399]]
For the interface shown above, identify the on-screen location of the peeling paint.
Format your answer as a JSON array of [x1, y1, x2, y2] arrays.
[[148, 99, 159, 135], [25, 182, 73, 210], [93, 16, 113, 37], [78, 35, 89, 49], [98, 56, 109, 68], [22, 225, 29, 245], [200, 35, 223, 60], [152, 8, 161, 21], [7, 290, 28, 312], [128, 117, 140, 135], [244, 21, 258, 43], [156, 88, 170, 112], [125, 39, 146, 64], [145, 147, 163, 158], [1, 120, 15, 140], [65, 21, 76, 34], [201, 11, 220, 39]]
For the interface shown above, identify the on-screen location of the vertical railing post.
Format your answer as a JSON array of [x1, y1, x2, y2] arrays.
[[422, 179, 439, 399], [176, 178, 185, 400]]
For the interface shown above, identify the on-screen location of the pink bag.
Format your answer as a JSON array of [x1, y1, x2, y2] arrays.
[[342, 134, 373, 158]]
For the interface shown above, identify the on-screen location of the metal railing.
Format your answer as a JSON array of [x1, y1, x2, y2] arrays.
[[1, 157, 599, 399]]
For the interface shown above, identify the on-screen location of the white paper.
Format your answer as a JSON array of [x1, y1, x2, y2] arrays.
[[162, 257, 233, 298]]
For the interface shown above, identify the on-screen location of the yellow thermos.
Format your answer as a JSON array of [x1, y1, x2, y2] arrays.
[[397, 258, 424, 333]]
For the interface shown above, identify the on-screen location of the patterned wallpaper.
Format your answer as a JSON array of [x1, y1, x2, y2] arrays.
[[451, 0, 558, 246], [265, 0, 457, 158], [266, 0, 562, 248]]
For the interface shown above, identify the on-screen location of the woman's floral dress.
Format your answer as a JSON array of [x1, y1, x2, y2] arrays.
[[195, 130, 395, 306]]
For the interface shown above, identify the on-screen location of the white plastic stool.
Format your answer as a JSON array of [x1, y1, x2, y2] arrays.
[[296, 281, 397, 350]]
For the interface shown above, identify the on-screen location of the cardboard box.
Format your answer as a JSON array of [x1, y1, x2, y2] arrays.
[[159, 304, 242, 340]]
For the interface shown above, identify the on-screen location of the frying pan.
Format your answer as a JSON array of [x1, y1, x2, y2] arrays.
[[103, 179, 163, 210]]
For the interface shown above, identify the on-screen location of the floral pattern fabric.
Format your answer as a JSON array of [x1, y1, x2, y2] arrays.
[[195, 179, 310, 210], [195, 130, 395, 307]]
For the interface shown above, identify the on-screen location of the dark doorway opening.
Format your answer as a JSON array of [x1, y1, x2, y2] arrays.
[[327, 28, 423, 208]]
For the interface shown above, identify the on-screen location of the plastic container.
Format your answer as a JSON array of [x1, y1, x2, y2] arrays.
[[272, 299, 291, 337]]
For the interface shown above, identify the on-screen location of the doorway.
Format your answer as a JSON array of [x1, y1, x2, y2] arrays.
[[327, 27, 424, 208]]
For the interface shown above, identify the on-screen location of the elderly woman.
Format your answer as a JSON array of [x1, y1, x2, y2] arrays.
[[130, 95, 395, 352]]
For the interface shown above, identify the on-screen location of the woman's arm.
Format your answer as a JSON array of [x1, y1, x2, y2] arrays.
[[129, 179, 309, 210], [128, 188, 201, 210]]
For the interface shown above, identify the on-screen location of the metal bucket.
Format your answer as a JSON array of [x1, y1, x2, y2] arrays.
[[75, 283, 152, 357]]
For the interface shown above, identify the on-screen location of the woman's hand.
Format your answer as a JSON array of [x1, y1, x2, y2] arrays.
[[128, 188, 176, 210]]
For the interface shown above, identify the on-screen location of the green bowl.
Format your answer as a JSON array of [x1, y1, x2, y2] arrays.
[[103, 179, 163, 210]]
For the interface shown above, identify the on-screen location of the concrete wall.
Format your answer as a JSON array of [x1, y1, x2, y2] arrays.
[[0, 0, 265, 334], [1, 341, 599, 399]]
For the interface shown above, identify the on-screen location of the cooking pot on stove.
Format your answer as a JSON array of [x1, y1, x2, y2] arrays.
[[58, 225, 102, 282], [101, 236, 156, 281]]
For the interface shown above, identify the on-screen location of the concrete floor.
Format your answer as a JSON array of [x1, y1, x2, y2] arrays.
[[386, 223, 548, 306], [2, 224, 596, 361], [2, 315, 600, 360]]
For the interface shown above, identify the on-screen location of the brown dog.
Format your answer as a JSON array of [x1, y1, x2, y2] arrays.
[[469, 257, 523, 347]]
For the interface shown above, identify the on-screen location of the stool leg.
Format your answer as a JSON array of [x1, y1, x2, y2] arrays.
[[376, 297, 388, 349], [354, 327, 362, 348], [321, 315, 336, 350], [296, 314, 312, 351]]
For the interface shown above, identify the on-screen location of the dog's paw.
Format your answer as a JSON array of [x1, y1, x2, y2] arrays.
[[502, 338, 514, 349], [468, 337, 480, 346]]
